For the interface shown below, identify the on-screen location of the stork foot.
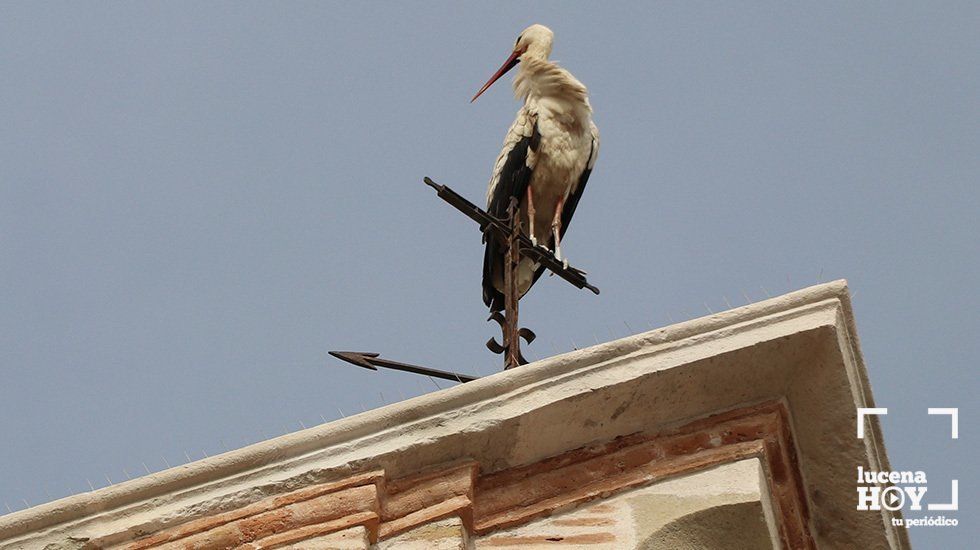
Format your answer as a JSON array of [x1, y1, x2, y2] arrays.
[[552, 244, 569, 270], [546, 255, 570, 274]]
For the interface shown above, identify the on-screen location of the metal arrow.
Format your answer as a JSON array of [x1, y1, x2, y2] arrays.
[[328, 351, 478, 383]]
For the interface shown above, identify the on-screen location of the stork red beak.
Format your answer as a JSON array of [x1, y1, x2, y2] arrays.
[[471, 49, 522, 103]]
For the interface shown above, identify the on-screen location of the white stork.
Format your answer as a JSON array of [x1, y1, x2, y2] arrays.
[[472, 24, 599, 312]]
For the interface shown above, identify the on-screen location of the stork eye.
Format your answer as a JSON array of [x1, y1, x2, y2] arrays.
[[515, 34, 523, 47]]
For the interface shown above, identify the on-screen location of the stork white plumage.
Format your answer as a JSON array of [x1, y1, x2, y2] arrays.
[[472, 24, 600, 312]]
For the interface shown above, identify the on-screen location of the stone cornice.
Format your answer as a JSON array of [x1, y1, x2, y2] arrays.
[[77, 401, 803, 549]]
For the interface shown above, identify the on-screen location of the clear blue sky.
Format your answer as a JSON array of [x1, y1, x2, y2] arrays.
[[1, 3, 976, 546]]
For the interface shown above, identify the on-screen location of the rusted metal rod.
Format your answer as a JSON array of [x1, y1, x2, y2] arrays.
[[503, 198, 521, 369]]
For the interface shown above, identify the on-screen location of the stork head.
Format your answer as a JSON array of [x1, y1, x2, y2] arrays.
[[471, 24, 554, 102]]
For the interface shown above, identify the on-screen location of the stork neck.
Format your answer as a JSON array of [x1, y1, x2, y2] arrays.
[[513, 58, 590, 110]]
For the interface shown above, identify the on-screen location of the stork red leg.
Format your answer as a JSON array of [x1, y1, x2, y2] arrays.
[[551, 194, 566, 265], [525, 184, 536, 245]]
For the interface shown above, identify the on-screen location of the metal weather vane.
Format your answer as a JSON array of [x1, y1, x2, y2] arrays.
[[423, 177, 597, 370]]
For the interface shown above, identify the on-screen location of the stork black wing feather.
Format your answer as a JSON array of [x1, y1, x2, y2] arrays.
[[482, 124, 538, 311]]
